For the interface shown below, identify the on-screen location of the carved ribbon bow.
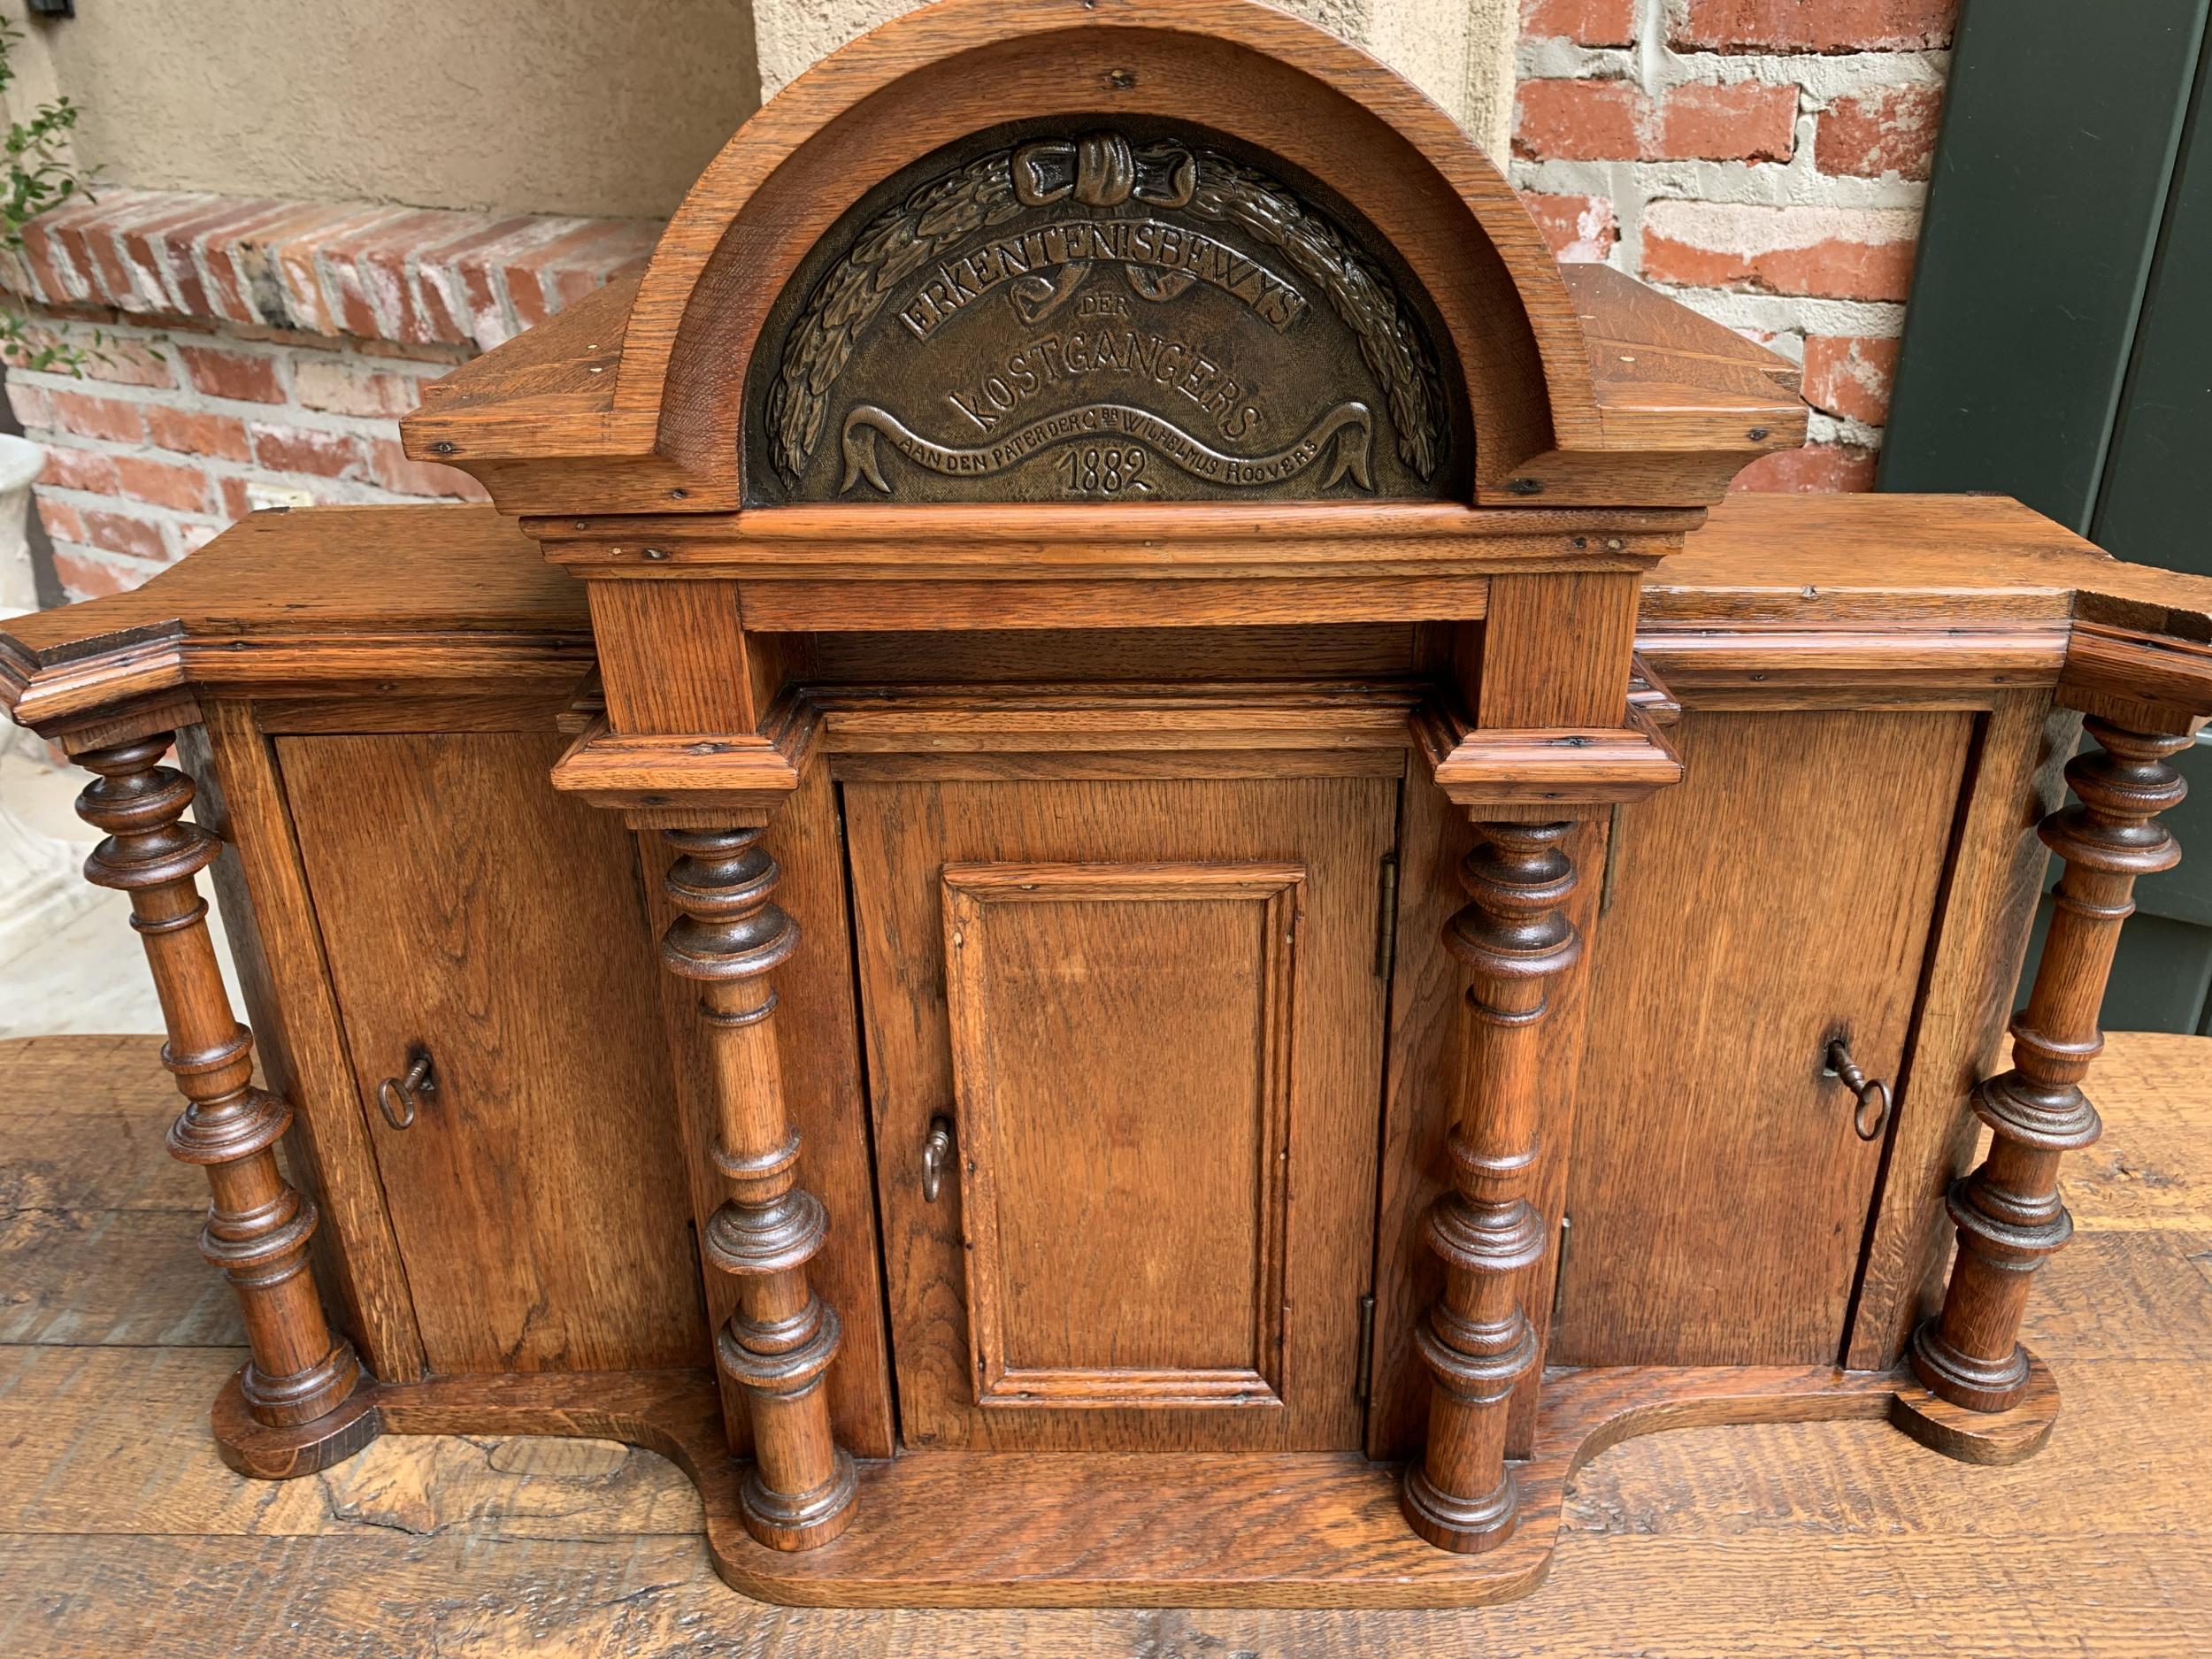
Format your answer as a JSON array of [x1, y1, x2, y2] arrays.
[[1006, 131, 1202, 322]]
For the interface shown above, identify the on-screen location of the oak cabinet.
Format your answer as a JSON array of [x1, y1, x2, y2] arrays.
[[236, 713, 2014, 1425], [8, 0, 2209, 1612]]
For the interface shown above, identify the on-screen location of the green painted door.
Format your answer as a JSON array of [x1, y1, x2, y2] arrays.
[[1883, 0, 2212, 1032]]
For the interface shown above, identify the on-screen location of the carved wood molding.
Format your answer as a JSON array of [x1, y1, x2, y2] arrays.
[[1634, 624, 2073, 697], [1411, 696, 1681, 809], [553, 679, 1434, 811], [1425, 713, 1682, 808], [551, 721, 812, 820], [729, 575, 1502, 632], [4, 626, 595, 741], [1625, 653, 1681, 727], [2059, 616, 2212, 722], [555, 674, 1693, 815], [526, 503, 1686, 585]]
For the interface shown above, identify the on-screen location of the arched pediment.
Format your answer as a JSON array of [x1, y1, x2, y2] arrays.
[[405, 0, 1802, 512]]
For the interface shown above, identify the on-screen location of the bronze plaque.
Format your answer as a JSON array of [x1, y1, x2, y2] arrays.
[[748, 120, 1464, 504]]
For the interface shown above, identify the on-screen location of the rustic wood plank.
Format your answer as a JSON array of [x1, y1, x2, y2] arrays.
[[0, 1035, 204, 1215], [4, 1518, 2209, 1659], [0, 1210, 242, 1348], [0, 1346, 704, 1541], [0, 1025, 2206, 1652], [2010, 1230, 2212, 1361], [1562, 1358, 2210, 1542]]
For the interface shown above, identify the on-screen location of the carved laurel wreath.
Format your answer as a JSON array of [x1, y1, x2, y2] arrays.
[[765, 134, 1448, 485]]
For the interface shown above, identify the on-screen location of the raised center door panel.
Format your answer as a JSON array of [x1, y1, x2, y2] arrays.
[[844, 776, 1395, 1451]]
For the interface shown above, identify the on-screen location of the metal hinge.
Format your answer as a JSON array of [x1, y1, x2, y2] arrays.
[[1373, 852, 1400, 978], [1550, 1214, 1573, 1325], [1355, 1292, 1377, 1403], [1599, 805, 1624, 917], [683, 1222, 714, 1333]]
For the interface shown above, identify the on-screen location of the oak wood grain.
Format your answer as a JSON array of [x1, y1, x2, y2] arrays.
[[941, 861, 1302, 1412], [810, 625, 1417, 684], [655, 818, 859, 1549], [12, 494, 2212, 742], [1555, 710, 1973, 1366], [186, 704, 429, 1383], [1847, 695, 2074, 1369], [1914, 719, 2197, 1409], [71, 737, 363, 1431], [1367, 789, 1609, 1461], [276, 732, 707, 1374], [634, 759, 899, 1460]]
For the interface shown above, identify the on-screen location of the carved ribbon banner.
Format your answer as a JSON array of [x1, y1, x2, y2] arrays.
[[839, 400, 1375, 495]]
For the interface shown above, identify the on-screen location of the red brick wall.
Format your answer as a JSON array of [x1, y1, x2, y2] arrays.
[[1516, 0, 1953, 489], [0, 194, 656, 599]]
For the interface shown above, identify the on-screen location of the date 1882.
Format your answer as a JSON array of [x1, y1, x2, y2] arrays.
[[1056, 445, 1149, 495]]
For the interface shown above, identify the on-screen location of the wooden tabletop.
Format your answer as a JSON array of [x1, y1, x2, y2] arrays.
[[2, 1030, 2207, 1656]]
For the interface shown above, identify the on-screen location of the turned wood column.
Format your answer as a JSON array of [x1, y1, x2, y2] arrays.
[[1404, 820, 1582, 1552], [661, 826, 857, 1551], [1912, 718, 2190, 1409], [75, 735, 362, 1427]]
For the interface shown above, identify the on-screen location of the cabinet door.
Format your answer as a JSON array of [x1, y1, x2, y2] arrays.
[[1551, 710, 1973, 1367], [845, 776, 1394, 1451], [280, 733, 707, 1374]]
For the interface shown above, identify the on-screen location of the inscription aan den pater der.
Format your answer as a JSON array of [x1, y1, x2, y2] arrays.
[[755, 128, 1453, 503]]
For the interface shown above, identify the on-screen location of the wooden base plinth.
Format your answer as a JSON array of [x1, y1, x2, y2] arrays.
[[204, 1359, 2061, 1608], [1887, 1352, 2060, 1464], [1400, 1462, 1521, 1555], [741, 1449, 861, 1552], [210, 1366, 383, 1480]]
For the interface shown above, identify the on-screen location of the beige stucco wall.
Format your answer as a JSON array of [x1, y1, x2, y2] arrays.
[[2, 0, 1512, 219], [755, 0, 1517, 158], [1, 0, 760, 219]]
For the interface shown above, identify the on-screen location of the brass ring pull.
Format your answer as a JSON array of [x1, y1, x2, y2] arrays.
[[922, 1116, 954, 1202], [1825, 1038, 1891, 1142], [377, 1048, 434, 1130]]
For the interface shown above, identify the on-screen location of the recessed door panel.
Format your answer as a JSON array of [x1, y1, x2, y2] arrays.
[[846, 777, 1394, 1451], [944, 861, 1301, 1409]]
